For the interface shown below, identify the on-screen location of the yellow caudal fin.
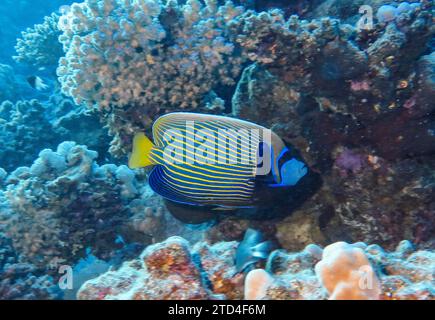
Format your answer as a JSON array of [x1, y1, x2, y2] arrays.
[[128, 132, 155, 169]]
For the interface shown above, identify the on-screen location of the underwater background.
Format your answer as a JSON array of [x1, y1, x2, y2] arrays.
[[0, 0, 433, 300]]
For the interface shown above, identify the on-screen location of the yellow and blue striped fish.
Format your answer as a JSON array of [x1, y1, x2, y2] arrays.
[[128, 113, 308, 212]]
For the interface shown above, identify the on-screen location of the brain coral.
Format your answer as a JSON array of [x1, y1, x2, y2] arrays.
[[56, 0, 246, 155]]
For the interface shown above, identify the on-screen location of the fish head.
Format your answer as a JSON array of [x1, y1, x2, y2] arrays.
[[280, 158, 308, 186]]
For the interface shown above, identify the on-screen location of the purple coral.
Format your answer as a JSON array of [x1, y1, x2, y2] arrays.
[[334, 148, 366, 176]]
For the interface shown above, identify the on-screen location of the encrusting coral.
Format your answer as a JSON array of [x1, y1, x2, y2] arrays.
[[77, 237, 434, 300], [246, 240, 434, 300], [56, 0, 247, 156]]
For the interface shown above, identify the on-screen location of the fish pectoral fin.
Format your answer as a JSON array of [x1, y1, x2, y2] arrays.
[[128, 132, 155, 169], [251, 241, 271, 259]]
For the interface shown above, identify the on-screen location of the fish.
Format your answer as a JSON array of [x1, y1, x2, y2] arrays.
[[27, 76, 49, 91], [235, 228, 271, 273], [128, 112, 308, 222]]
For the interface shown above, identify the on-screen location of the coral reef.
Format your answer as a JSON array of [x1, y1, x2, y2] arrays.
[[247, 240, 434, 300], [0, 96, 111, 172], [225, 1, 435, 250], [77, 236, 243, 299], [0, 142, 156, 268], [0, 233, 62, 300], [230, 0, 434, 160], [0, 0, 74, 64], [77, 237, 434, 300], [315, 242, 381, 299], [14, 13, 64, 70], [0, 99, 62, 172], [0, 0, 434, 301], [56, 0, 247, 156]]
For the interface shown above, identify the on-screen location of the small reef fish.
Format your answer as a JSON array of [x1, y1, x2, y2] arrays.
[[236, 228, 271, 273], [27, 76, 48, 91], [129, 112, 308, 223]]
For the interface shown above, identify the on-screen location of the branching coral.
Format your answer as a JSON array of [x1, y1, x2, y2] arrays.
[[14, 13, 64, 70], [56, 0, 247, 155]]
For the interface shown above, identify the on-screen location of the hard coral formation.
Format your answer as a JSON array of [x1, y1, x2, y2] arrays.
[[230, 1, 434, 159], [56, 0, 246, 156], [226, 1, 434, 250], [78, 237, 434, 300], [14, 13, 64, 70], [247, 240, 433, 300], [0, 142, 159, 268], [0, 233, 62, 300], [315, 242, 381, 299], [0, 99, 62, 172], [78, 236, 244, 299], [0, 97, 111, 172]]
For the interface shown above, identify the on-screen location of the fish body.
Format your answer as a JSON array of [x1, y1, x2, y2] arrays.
[[129, 112, 308, 218], [27, 76, 48, 91], [235, 228, 271, 273]]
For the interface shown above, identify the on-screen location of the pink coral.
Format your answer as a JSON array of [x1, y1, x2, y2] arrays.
[[315, 242, 381, 300]]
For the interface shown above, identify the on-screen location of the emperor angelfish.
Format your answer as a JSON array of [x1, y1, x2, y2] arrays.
[[128, 113, 307, 222]]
